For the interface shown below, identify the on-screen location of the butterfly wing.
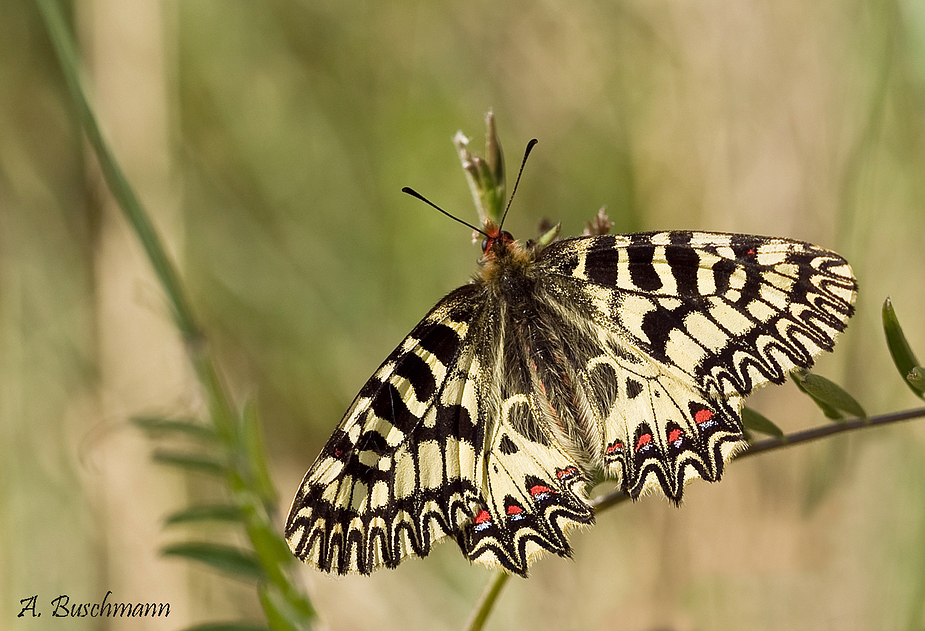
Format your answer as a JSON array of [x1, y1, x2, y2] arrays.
[[286, 285, 486, 574], [460, 319, 595, 575], [536, 231, 857, 499], [286, 283, 595, 576], [288, 228, 856, 573]]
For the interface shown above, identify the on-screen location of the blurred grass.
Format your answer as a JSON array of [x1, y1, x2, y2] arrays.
[[3, 0, 925, 630]]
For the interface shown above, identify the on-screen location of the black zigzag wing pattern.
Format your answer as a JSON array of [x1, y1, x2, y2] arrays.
[[536, 231, 856, 499], [286, 285, 484, 574]]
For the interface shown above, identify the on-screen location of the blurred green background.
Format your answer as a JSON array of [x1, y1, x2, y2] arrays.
[[3, 1, 925, 629]]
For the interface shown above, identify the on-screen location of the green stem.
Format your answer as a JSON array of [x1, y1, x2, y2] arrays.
[[36, 2, 314, 627], [35, 0, 238, 447], [35, 0, 201, 345], [463, 570, 510, 631]]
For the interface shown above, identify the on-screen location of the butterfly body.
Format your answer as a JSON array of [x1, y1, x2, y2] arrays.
[[287, 227, 856, 576], [479, 229, 604, 477]]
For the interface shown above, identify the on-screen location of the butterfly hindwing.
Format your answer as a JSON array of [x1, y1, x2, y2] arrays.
[[464, 410, 594, 575], [461, 318, 596, 574]]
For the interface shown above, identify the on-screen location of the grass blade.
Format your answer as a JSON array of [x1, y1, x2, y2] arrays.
[[882, 298, 924, 399], [742, 407, 785, 438], [165, 504, 245, 526], [162, 542, 264, 581]]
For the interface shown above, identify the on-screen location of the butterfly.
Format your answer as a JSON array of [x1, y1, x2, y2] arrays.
[[286, 162, 856, 577]]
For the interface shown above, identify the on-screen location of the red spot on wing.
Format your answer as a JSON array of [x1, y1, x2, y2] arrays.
[[668, 428, 683, 443], [694, 409, 714, 424], [529, 484, 553, 497], [606, 441, 624, 454], [474, 509, 491, 524], [506, 504, 523, 516], [635, 433, 652, 451], [556, 466, 577, 479]]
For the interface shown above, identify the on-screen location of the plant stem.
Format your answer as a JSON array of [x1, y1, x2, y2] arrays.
[[35, 0, 201, 346], [36, 2, 314, 627], [463, 570, 510, 631]]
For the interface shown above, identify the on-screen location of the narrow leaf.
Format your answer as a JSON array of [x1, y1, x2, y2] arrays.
[[741, 407, 784, 438], [537, 223, 561, 247], [242, 510, 294, 577], [133, 416, 217, 441], [792, 371, 842, 419], [801, 373, 866, 418], [792, 371, 866, 419], [152, 450, 225, 475], [259, 582, 314, 631], [278, 586, 316, 625], [162, 542, 264, 581], [882, 298, 924, 399], [165, 504, 244, 526]]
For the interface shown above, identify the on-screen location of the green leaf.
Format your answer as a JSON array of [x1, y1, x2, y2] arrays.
[[181, 623, 269, 631], [243, 508, 294, 581], [792, 371, 866, 420], [279, 587, 316, 626], [165, 504, 244, 526], [909, 366, 925, 393], [242, 399, 278, 505], [536, 223, 561, 247], [259, 582, 315, 631], [132, 416, 217, 441], [791, 371, 841, 419], [162, 542, 265, 581], [882, 298, 924, 399], [741, 407, 784, 438], [152, 450, 225, 475]]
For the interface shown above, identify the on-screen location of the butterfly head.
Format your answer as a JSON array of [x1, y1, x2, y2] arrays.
[[477, 224, 534, 291], [480, 225, 516, 258]]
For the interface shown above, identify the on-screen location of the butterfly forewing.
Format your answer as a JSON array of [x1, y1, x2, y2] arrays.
[[286, 286, 486, 573], [538, 231, 855, 394], [288, 228, 856, 576]]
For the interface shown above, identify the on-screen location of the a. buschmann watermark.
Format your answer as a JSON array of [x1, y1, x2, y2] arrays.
[[18, 592, 170, 618]]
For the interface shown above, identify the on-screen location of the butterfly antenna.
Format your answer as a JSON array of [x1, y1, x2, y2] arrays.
[[499, 138, 538, 230], [402, 187, 489, 237]]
